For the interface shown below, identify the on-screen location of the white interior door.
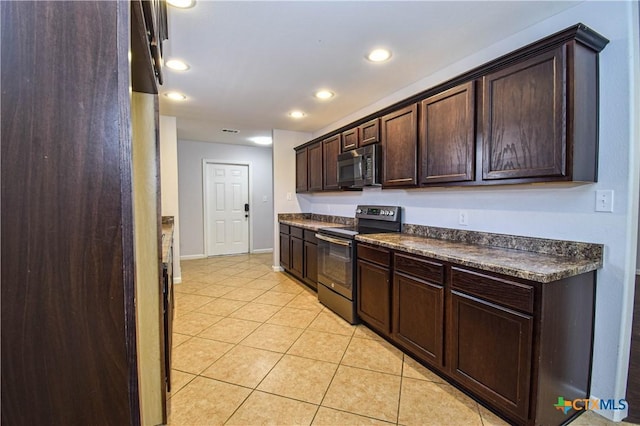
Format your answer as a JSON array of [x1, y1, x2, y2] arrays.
[[204, 162, 249, 256]]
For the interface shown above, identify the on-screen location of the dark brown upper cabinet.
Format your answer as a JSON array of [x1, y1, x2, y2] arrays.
[[307, 142, 323, 192], [323, 134, 341, 190], [295, 147, 308, 193], [341, 127, 358, 152], [381, 104, 419, 187], [420, 81, 475, 184], [482, 39, 602, 183], [482, 47, 565, 181], [359, 118, 380, 146]]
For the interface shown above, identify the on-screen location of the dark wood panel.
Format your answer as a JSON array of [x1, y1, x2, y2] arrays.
[[394, 253, 444, 284], [279, 233, 291, 269], [393, 273, 444, 366], [290, 226, 304, 239], [357, 244, 391, 267], [359, 119, 380, 146], [295, 148, 308, 192], [303, 229, 318, 244], [451, 267, 535, 314], [307, 142, 323, 191], [420, 81, 475, 184], [626, 275, 640, 423], [303, 241, 318, 290], [381, 104, 418, 187], [1, 1, 137, 424], [450, 291, 533, 422], [279, 224, 290, 234], [482, 47, 566, 180], [291, 237, 304, 278], [322, 135, 340, 190], [357, 260, 392, 336], [341, 127, 358, 151]]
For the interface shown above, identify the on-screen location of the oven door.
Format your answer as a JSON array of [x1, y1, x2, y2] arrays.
[[316, 233, 354, 300]]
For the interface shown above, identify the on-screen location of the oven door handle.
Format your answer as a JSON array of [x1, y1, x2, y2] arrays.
[[315, 233, 352, 247]]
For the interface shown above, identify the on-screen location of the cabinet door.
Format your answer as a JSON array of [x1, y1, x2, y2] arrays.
[[381, 104, 418, 187], [290, 237, 304, 278], [295, 148, 308, 193], [322, 135, 340, 190], [279, 233, 291, 270], [307, 142, 323, 192], [359, 119, 380, 146], [356, 259, 391, 336], [393, 273, 444, 367], [303, 241, 318, 289], [420, 81, 475, 184], [482, 47, 566, 181], [449, 291, 533, 422], [341, 128, 358, 151]]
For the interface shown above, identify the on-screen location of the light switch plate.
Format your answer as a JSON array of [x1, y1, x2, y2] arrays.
[[459, 210, 469, 226], [595, 190, 614, 212]]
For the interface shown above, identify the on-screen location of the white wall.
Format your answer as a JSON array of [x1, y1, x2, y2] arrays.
[[292, 2, 639, 421], [159, 115, 182, 282], [271, 129, 312, 270], [178, 139, 273, 257]]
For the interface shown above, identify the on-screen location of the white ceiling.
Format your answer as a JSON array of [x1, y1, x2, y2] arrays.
[[159, 1, 581, 147]]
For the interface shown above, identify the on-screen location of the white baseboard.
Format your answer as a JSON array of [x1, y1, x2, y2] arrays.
[[181, 254, 206, 260], [174, 276, 182, 284], [636, 269, 640, 275], [272, 266, 284, 272], [252, 248, 274, 254], [588, 393, 628, 422]]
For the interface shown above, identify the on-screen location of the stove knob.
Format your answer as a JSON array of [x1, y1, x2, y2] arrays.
[[356, 208, 362, 214], [388, 210, 395, 216]]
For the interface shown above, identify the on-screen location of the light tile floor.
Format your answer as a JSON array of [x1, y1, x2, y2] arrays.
[[168, 253, 631, 426]]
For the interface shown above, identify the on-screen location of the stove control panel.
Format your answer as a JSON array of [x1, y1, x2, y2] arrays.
[[355, 205, 401, 222]]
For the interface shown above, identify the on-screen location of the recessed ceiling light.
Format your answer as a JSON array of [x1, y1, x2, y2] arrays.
[[167, 0, 195, 8], [165, 59, 190, 71], [315, 90, 334, 100], [250, 137, 272, 146], [289, 111, 305, 119], [164, 91, 187, 101], [367, 48, 392, 62]]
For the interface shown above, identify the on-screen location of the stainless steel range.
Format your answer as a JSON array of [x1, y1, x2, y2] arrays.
[[316, 205, 402, 324]]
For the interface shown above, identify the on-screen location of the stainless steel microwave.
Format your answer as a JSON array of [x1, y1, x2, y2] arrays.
[[337, 144, 381, 188]]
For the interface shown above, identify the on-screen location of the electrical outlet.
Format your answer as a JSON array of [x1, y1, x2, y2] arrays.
[[286, 192, 292, 201], [595, 190, 614, 212], [262, 195, 268, 202], [459, 210, 469, 226]]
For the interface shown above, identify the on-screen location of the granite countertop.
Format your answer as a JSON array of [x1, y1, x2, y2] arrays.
[[161, 216, 174, 264], [356, 233, 603, 284], [278, 213, 355, 231]]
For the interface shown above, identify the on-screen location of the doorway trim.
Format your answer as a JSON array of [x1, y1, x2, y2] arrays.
[[202, 159, 253, 256]]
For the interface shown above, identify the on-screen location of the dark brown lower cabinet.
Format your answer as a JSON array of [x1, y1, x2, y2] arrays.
[[449, 290, 533, 421], [355, 242, 597, 426], [393, 273, 444, 368], [279, 225, 319, 290], [356, 245, 392, 336], [279, 225, 291, 270], [290, 235, 304, 279], [303, 230, 318, 290]]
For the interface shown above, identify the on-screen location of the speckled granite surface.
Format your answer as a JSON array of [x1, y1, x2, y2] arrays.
[[161, 216, 174, 264], [356, 232, 603, 283], [278, 215, 603, 283], [278, 213, 355, 231]]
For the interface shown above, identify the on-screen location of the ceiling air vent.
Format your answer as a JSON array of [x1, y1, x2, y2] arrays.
[[222, 128, 240, 134]]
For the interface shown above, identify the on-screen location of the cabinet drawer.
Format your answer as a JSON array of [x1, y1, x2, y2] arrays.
[[290, 226, 304, 239], [279, 224, 290, 234], [394, 253, 444, 284], [304, 229, 318, 244], [357, 244, 390, 267], [451, 267, 534, 314]]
